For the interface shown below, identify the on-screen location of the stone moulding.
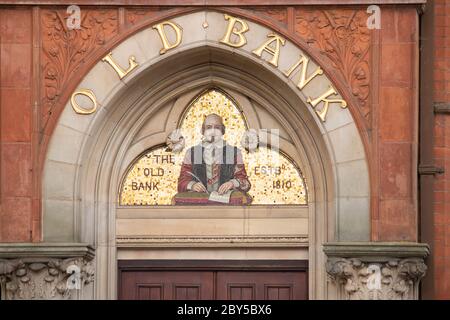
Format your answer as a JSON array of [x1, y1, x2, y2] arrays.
[[323, 242, 429, 300], [116, 235, 309, 248], [0, 243, 95, 300]]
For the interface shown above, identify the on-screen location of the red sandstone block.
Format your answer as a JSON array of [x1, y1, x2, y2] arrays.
[[1, 143, 32, 197], [0, 197, 32, 242], [31, 198, 41, 242], [381, 8, 396, 43], [377, 220, 416, 242], [380, 143, 412, 198], [397, 8, 417, 43], [0, 9, 31, 44], [0, 43, 31, 87], [379, 87, 412, 142], [0, 88, 31, 142], [381, 43, 413, 87], [379, 199, 413, 225]]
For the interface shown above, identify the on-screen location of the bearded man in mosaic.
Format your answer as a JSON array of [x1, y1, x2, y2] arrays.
[[177, 114, 251, 203]]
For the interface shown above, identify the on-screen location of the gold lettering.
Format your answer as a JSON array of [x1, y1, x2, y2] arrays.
[[284, 55, 323, 90], [252, 33, 286, 67], [307, 86, 348, 122], [102, 52, 139, 79], [219, 14, 249, 48], [71, 89, 98, 115], [152, 20, 183, 54]]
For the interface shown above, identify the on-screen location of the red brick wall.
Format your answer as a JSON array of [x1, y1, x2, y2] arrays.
[[0, 8, 35, 242], [433, 0, 450, 300]]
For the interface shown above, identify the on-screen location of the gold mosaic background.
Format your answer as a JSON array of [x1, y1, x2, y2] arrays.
[[119, 90, 307, 206]]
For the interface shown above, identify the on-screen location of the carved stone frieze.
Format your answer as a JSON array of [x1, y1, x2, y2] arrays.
[[294, 9, 371, 125], [125, 7, 172, 26], [41, 9, 118, 129], [116, 235, 309, 248], [250, 7, 288, 26]]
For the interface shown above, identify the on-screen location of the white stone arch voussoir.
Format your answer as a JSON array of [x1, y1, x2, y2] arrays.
[[42, 10, 370, 299]]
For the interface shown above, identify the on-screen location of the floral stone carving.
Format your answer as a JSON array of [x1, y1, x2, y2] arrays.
[[326, 257, 427, 300], [0, 257, 94, 300]]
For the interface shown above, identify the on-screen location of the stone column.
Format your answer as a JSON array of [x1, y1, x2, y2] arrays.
[[324, 242, 429, 300], [0, 243, 94, 300]]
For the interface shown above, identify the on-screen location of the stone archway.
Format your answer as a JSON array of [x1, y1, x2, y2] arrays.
[[41, 11, 370, 299]]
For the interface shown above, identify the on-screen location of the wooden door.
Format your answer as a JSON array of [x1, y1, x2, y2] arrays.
[[118, 260, 308, 300]]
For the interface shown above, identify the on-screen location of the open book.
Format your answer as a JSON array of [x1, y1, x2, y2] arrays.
[[208, 190, 233, 204]]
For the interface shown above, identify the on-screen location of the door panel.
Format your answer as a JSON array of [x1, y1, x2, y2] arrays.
[[216, 271, 307, 300], [120, 271, 214, 300]]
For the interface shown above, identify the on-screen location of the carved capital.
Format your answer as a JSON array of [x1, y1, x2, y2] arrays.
[[326, 257, 427, 300], [0, 244, 95, 300], [0, 257, 94, 300]]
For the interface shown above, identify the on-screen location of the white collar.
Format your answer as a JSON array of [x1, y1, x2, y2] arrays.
[[202, 139, 225, 149]]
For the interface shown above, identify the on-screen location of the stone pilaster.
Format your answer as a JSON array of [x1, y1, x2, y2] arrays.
[[324, 242, 429, 300], [0, 243, 94, 300]]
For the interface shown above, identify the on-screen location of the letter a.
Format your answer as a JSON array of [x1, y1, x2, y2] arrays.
[[252, 33, 286, 67]]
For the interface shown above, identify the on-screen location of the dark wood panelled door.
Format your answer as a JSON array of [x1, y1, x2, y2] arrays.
[[216, 271, 307, 300], [118, 260, 308, 300], [120, 271, 214, 300]]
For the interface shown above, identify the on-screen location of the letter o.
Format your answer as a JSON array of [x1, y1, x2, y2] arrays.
[[71, 89, 98, 115]]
